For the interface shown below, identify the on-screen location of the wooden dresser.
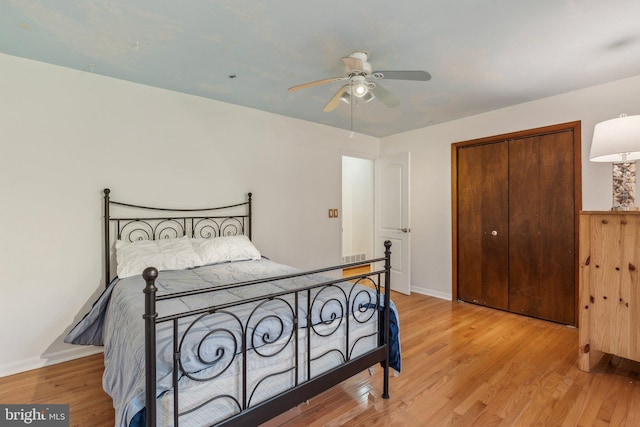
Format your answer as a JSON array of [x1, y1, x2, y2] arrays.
[[579, 211, 640, 371]]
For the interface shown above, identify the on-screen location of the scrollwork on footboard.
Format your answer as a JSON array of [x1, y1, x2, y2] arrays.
[[311, 285, 347, 336], [248, 298, 296, 358], [153, 276, 382, 425], [169, 295, 299, 423], [178, 310, 243, 382], [308, 280, 379, 368], [350, 278, 378, 324]]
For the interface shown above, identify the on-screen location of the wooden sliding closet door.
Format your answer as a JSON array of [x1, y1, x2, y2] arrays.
[[457, 142, 509, 310], [509, 131, 575, 324]]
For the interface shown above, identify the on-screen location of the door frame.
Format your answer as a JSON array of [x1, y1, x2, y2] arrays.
[[451, 121, 582, 318]]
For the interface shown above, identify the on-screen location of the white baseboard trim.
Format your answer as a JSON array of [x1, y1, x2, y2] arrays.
[[0, 346, 104, 378], [410, 285, 452, 301]]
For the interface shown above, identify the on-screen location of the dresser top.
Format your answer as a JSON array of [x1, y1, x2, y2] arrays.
[[580, 210, 640, 215]]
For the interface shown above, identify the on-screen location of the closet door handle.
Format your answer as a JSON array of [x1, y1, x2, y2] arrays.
[[491, 230, 498, 236]]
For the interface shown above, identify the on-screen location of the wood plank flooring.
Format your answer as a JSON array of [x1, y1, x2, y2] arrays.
[[3, 291, 640, 426]]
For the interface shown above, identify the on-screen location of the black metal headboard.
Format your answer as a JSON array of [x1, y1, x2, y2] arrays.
[[103, 188, 252, 287]]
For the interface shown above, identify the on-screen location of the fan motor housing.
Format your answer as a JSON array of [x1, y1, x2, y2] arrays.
[[344, 51, 372, 76], [346, 62, 371, 76]]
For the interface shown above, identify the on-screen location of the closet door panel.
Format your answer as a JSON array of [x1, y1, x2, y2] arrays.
[[508, 137, 540, 317], [509, 131, 575, 323], [457, 142, 509, 309]]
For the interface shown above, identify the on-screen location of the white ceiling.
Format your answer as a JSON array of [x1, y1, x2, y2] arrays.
[[2, 1, 639, 138]]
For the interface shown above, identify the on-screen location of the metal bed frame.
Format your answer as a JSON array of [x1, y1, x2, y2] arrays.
[[103, 189, 392, 427]]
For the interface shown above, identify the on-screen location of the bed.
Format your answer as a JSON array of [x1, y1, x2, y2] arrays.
[[65, 189, 399, 427]]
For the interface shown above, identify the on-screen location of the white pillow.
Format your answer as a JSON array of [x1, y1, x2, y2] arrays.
[[115, 236, 201, 278], [191, 235, 261, 266]]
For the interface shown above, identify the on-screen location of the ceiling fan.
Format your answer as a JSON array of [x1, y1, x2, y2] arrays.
[[288, 50, 431, 112]]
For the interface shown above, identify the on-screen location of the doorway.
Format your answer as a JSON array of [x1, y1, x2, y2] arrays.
[[341, 156, 374, 271], [342, 153, 412, 295]]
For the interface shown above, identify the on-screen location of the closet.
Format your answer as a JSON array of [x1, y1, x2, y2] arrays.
[[452, 121, 581, 325]]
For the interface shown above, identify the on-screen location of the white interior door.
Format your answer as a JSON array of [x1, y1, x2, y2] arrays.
[[375, 152, 411, 295]]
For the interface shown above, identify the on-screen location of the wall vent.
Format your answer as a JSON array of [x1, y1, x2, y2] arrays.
[[342, 253, 367, 265]]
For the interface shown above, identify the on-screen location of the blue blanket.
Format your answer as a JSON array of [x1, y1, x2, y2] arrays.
[[383, 300, 402, 373]]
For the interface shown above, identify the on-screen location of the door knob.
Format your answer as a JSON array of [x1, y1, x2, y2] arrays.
[[491, 230, 498, 236], [397, 228, 410, 233]]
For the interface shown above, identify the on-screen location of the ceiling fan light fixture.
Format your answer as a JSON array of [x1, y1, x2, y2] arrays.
[[353, 83, 367, 97], [340, 91, 351, 104], [362, 91, 376, 103], [351, 75, 368, 98]]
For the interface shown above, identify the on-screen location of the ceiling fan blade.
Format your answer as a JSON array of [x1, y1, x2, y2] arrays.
[[288, 76, 346, 92], [372, 70, 432, 81], [370, 84, 400, 108], [323, 85, 349, 112]]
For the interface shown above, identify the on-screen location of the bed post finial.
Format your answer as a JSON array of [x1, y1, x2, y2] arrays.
[[143, 267, 158, 427], [143, 266, 158, 283]]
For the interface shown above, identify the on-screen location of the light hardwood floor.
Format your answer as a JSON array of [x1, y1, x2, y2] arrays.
[[3, 291, 640, 426]]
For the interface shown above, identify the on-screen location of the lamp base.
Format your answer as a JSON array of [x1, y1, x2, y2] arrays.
[[612, 161, 637, 211]]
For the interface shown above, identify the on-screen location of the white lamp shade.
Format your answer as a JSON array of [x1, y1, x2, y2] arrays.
[[590, 115, 640, 162]]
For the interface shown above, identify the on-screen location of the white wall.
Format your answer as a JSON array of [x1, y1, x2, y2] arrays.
[[380, 74, 640, 300], [0, 53, 379, 376]]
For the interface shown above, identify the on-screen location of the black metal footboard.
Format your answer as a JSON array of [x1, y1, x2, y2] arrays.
[[142, 242, 392, 427]]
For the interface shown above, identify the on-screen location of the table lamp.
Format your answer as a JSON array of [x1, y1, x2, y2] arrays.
[[590, 114, 640, 210]]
